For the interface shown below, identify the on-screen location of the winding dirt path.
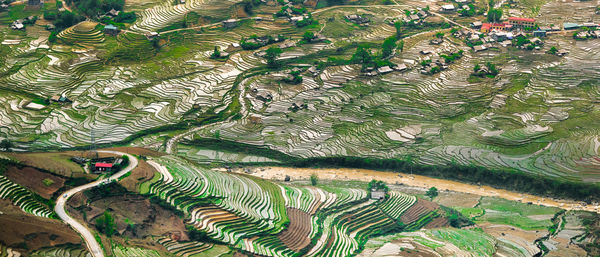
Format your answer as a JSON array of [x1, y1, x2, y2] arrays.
[[241, 166, 600, 213]]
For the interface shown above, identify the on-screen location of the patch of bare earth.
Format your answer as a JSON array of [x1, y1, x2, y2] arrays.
[[0, 199, 82, 253], [400, 198, 441, 224], [277, 208, 312, 251], [4, 166, 65, 199], [118, 159, 157, 192]]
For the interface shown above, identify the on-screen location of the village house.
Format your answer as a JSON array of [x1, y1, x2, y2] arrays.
[[145, 31, 158, 39], [533, 29, 546, 37], [508, 17, 535, 29], [11, 20, 24, 30], [345, 14, 369, 24], [481, 22, 512, 33], [370, 190, 386, 200], [94, 162, 113, 172], [222, 19, 239, 29], [563, 22, 580, 30], [440, 4, 456, 12], [104, 24, 119, 36], [377, 66, 394, 74], [471, 21, 482, 28], [473, 44, 487, 52], [108, 9, 120, 17], [393, 63, 408, 71]]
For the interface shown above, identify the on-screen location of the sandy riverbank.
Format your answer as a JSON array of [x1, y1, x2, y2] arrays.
[[231, 166, 600, 213]]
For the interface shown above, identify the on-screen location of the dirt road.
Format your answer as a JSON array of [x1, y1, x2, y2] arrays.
[[241, 166, 600, 213]]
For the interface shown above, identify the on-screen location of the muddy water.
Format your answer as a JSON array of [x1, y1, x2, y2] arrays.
[[235, 166, 600, 213]]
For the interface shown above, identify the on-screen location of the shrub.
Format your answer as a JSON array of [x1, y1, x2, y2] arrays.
[[310, 173, 318, 186]]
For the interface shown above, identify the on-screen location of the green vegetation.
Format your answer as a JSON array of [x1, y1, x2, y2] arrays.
[[426, 187, 438, 199], [265, 46, 282, 68], [310, 173, 318, 186], [487, 8, 502, 22], [95, 210, 115, 236]]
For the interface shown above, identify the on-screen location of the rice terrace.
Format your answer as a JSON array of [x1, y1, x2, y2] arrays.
[[1, 0, 600, 255]]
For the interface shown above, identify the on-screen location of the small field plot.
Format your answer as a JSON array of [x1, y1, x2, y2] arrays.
[[475, 197, 560, 230]]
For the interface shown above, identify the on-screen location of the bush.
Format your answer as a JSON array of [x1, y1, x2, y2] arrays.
[[113, 11, 136, 23], [310, 174, 318, 186]]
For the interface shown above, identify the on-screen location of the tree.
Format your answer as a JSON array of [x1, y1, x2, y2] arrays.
[[210, 46, 220, 59], [487, 8, 502, 22], [435, 32, 444, 39], [394, 21, 404, 39], [548, 46, 558, 55], [0, 139, 13, 152], [398, 40, 405, 52], [381, 36, 397, 58], [473, 63, 481, 72], [310, 174, 318, 186], [95, 210, 115, 236], [426, 187, 438, 199], [264, 46, 282, 68], [302, 31, 315, 42], [351, 46, 372, 68]]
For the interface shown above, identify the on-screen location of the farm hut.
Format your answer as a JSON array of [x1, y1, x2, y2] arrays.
[[377, 66, 393, 74], [473, 45, 487, 52], [104, 24, 119, 36], [222, 19, 239, 29], [108, 9, 120, 17], [145, 31, 159, 39], [371, 190, 386, 200], [94, 162, 113, 172], [563, 23, 580, 30], [533, 30, 546, 37], [440, 4, 456, 12]]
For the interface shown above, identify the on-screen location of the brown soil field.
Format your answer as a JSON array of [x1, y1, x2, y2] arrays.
[[278, 208, 312, 251], [4, 166, 65, 199], [104, 147, 164, 157], [400, 198, 440, 224], [118, 159, 157, 192], [67, 195, 188, 241], [0, 200, 82, 252], [434, 191, 481, 208], [423, 216, 449, 229]]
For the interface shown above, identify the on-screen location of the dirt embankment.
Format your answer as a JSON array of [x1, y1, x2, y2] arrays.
[[238, 166, 600, 213], [4, 166, 65, 199], [118, 159, 158, 192]]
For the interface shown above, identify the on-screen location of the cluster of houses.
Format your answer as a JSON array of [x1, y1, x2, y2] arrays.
[[71, 156, 123, 173], [10, 16, 36, 30], [345, 14, 370, 25], [575, 29, 600, 40], [418, 53, 449, 75], [474, 17, 537, 33], [388, 9, 428, 26], [50, 95, 71, 103], [364, 63, 408, 76]]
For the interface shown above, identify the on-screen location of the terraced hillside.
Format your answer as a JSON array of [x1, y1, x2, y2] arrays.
[[141, 155, 447, 256], [1, 0, 599, 185]]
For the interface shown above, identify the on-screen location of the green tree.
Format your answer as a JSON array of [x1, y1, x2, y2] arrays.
[[548, 46, 558, 55], [398, 40, 405, 52], [95, 210, 115, 236], [0, 139, 13, 152], [310, 174, 318, 186], [435, 32, 444, 39], [382, 36, 397, 58], [487, 8, 502, 22], [473, 63, 481, 72], [394, 21, 404, 39], [302, 30, 315, 42], [426, 187, 438, 199], [351, 46, 372, 66], [210, 46, 220, 59], [264, 46, 283, 68]]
